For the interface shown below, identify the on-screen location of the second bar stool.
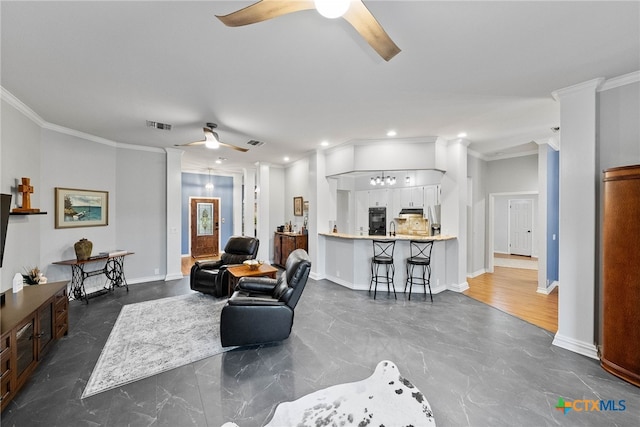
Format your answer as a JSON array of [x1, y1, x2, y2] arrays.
[[405, 240, 434, 301], [370, 240, 397, 300]]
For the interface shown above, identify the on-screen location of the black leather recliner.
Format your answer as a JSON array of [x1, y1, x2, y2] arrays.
[[190, 236, 259, 297], [220, 248, 311, 347]]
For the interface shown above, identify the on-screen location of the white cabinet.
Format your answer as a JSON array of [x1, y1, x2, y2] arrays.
[[368, 189, 389, 207], [398, 187, 425, 208]]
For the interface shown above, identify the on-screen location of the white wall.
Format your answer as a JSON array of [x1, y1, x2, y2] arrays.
[[1, 99, 42, 291], [1, 96, 169, 294], [487, 154, 539, 193]]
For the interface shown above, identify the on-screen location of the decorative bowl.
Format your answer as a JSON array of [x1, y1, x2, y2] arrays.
[[243, 259, 263, 270]]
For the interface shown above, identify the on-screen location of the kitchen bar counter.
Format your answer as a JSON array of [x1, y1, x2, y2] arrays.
[[318, 232, 455, 241], [318, 232, 464, 294]]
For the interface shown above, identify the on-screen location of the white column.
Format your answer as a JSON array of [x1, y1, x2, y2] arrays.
[[551, 78, 603, 359], [256, 163, 270, 262], [232, 172, 243, 236], [243, 167, 256, 239], [164, 147, 183, 281], [536, 141, 549, 294], [311, 150, 329, 279], [441, 138, 469, 291]]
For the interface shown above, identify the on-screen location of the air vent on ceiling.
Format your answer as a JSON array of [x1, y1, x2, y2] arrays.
[[146, 120, 172, 131], [247, 140, 264, 147]]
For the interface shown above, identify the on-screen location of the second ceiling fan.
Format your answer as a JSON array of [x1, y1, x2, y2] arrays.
[[216, 0, 401, 61], [176, 123, 249, 152]]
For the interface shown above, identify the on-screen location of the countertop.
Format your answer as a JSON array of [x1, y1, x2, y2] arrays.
[[319, 232, 456, 241]]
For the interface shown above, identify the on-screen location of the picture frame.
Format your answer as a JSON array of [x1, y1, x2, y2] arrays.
[[293, 196, 303, 216], [55, 187, 109, 229]]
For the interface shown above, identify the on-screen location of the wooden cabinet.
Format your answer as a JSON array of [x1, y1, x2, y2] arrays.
[[274, 232, 308, 268], [0, 281, 68, 412], [601, 165, 640, 387]]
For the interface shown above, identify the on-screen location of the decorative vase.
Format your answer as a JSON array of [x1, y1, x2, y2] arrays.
[[74, 238, 93, 261]]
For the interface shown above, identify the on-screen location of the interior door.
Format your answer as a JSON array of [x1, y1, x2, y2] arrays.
[[190, 198, 220, 258], [509, 199, 533, 256]]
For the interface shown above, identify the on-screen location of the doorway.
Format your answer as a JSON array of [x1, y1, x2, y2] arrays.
[[189, 197, 220, 258], [509, 199, 533, 256]]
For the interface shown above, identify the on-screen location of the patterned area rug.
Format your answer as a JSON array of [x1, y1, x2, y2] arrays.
[[223, 360, 435, 426], [82, 293, 232, 398]]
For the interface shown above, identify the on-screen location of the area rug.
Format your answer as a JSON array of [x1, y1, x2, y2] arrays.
[[223, 360, 435, 426], [82, 293, 232, 398]]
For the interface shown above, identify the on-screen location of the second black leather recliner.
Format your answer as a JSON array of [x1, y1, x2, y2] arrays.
[[190, 236, 259, 297], [220, 248, 311, 347]]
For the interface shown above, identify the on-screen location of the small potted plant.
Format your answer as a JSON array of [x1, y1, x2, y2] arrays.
[[23, 266, 47, 285]]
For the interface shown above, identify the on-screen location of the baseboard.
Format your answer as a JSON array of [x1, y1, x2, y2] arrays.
[[164, 273, 184, 281], [468, 268, 486, 278], [552, 332, 599, 360], [326, 275, 369, 291], [447, 281, 469, 292], [537, 280, 558, 295], [128, 274, 167, 284]]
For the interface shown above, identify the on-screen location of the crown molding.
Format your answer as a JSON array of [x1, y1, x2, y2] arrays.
[[551, 77, 605, 101], [2, 85, 163, 154], [599, 70, 640, 92], [1, 86, 46, 127]]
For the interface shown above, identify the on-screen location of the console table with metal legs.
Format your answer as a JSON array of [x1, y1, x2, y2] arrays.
[[53, 252, 134, 303]]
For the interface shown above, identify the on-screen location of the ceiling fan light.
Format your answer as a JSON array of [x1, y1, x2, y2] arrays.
[[314, 0, 350, 19], [205, 132, 220, 149], [205, 140, 219, 149]]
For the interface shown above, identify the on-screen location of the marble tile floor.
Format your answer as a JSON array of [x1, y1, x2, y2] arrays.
[[2, 277, 638, 427]]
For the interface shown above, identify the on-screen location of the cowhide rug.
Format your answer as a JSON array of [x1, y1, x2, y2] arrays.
[[223, 360, 435, 426]]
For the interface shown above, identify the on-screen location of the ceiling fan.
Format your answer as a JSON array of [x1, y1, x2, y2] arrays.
[[216, 0, 401, 61], [175, 123, 249, 152]]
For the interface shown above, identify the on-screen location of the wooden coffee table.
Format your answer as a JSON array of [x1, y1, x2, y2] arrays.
[[226, 263, 278, 296]]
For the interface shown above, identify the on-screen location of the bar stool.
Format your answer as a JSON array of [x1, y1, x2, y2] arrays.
[[405, 240, 434, 301], [370, 240, 397, 300]]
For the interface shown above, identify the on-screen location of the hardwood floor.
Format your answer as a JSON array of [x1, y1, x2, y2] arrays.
[[465, 265, 558, 333], [181, 254, 219, 275]]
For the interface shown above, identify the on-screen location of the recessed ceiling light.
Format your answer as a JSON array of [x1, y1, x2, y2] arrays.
[[457, 132, 467, 138], [387, 130, 397, 137], [320, 141, 329, 147], [284, 156, 290, 162]]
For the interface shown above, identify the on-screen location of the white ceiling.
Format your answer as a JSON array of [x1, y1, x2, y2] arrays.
[[2, 1, 639, 174]]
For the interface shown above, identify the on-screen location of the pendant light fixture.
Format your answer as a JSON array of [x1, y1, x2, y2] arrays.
[[370, 172, 396, 186], [205, 168, 214, 190]]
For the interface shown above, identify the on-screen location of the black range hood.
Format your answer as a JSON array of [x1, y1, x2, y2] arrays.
[[399, 208, 423, 216]]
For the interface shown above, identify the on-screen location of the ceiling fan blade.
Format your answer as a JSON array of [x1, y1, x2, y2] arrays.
[[219, 141, 250, 153], [216, 0, 315, 27], [174, 140, 205, 147], [343, 0, 401, 61]]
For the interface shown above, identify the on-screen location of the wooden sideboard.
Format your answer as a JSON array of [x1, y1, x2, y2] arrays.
[[274, 232, 308, 268], [1, 281, 69, 412], [601, 165, 640, 387]]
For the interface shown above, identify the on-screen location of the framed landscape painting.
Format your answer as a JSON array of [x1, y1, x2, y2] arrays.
[[55, 188, 108, 229]]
